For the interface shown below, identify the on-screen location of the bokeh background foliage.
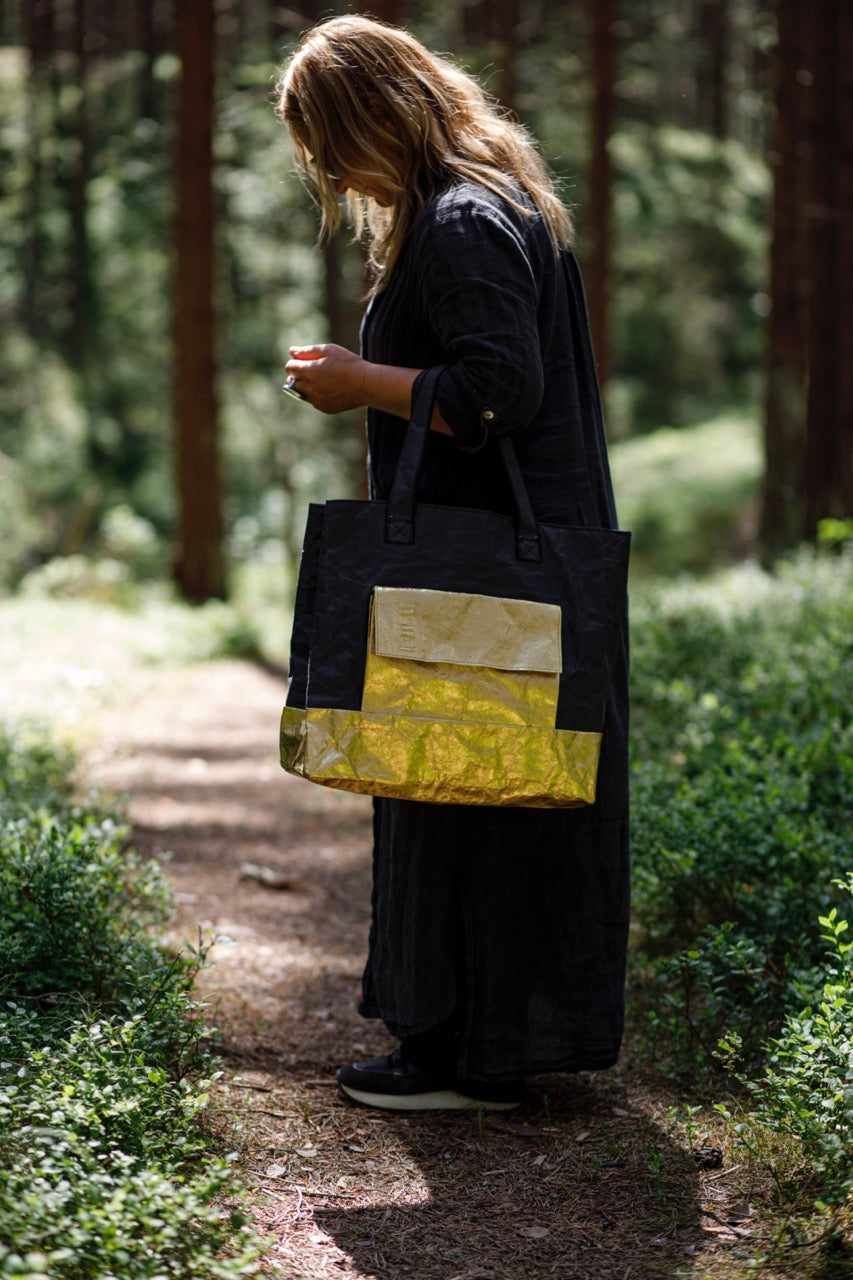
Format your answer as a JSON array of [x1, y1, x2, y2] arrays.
[[4, 0, 847, 610]]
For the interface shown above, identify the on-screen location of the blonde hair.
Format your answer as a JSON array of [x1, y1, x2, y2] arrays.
[[275, 15, 572, 287]]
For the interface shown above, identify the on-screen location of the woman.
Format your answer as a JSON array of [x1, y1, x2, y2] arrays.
[[277, 16, 629, 1112]]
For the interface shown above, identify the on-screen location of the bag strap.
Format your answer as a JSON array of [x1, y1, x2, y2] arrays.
[[385, 366, 542, 563], [385, 366, 441, 545], [499, 436, 542, 562]]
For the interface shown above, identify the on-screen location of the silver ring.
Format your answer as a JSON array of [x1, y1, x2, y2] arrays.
[[283, 375, 309, 401]]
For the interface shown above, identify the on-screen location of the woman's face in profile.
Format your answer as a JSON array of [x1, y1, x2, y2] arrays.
[[318, 137, 398, 206], [292, 94, 401, 207], [334, 170, 395, 205]]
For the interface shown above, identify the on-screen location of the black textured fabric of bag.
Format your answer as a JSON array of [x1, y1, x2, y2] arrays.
[[280, 366, 630, 807]]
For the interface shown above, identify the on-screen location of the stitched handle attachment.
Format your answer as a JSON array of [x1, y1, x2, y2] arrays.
[[385, 367, 541, 562]]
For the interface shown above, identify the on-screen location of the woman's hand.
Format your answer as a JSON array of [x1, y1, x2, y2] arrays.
[[285, 346, 454, 435], [285, 344, 367, 413]]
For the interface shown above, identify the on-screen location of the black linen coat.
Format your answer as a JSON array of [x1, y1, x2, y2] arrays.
[[359, 181, 630, 1081]]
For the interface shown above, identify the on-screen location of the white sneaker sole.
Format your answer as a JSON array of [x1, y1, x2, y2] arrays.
[[338, 1083, 522, 1111]]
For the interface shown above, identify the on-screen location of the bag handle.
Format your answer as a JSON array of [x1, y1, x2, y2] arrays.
[[385, 367, 542, 563], [498, 436, 542, 562], [384, 366, 441, 544]]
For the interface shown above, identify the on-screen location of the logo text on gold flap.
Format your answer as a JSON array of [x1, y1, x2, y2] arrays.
[[396, 602, 417, 653]]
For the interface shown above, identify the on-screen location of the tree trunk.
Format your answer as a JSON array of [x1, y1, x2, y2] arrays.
[[493, 0, 520, 114], [173, 0, 225, 602], [802, 0, 853, 535], [21, 0, 54, 336], [761, 0, 853, 554], [588, 0, 616, 390], [759, 0, 809, 559], [367, 0, 405, 25], [68, 0, 94, 373], [698, 0, 728, 138], [837, 6, 853, 523], [270, 0, 289, 49], [138, 0, 158, 120], [459, 0, 490, 50]]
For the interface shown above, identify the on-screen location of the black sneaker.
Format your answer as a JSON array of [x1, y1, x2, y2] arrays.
[[336, 1049, 525, 1112]]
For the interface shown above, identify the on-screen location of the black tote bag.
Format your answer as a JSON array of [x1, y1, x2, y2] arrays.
[[280, 367, 630, 808]]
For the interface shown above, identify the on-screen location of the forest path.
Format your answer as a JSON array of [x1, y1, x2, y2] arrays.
[[5, 609, 763, 1280]]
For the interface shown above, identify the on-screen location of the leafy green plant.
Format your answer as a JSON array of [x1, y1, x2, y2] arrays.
[[610, 412, 761, 576], [98, 504, 164, 578], [817, 518, 853, 550], [0, 802, 211, 1073], [17, 555, 135, 604], [630, 551, 853, 1072], [719, 877, 853, 1213], [0, 722, 262, 1277], [0, 1014, 257, 1280], [0, 726, 75, 813]]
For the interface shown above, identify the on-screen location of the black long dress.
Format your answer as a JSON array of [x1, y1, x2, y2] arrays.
[[358, 180, 630, 1083]]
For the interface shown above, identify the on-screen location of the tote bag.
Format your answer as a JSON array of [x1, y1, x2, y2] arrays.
[[280, 367, 630, 808]]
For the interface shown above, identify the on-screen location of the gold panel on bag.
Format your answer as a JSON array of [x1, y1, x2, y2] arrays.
[[280, 705, 601, 809], [279, 586, 598, 807], [372, 587, 562, 670], [363, 588, 562, 728]]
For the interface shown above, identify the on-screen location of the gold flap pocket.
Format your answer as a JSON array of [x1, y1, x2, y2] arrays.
[[362, 587, 562, 728]]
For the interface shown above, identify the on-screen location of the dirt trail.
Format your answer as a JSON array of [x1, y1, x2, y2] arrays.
[[81, 657, 758, 1280]]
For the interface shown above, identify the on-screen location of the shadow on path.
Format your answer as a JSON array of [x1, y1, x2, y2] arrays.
[[312, 1074, 703, 1280]]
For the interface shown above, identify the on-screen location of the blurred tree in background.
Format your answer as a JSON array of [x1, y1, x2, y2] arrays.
[[173, 0, 223, 602], [760, 0, 853, 559], [0, 0, 849, 604]]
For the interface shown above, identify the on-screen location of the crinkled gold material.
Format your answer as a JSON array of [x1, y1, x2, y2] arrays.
[[363, 588, 561, 728], [280, 705, 600, 808], [363, 656, 559, 727], [371, 587, 562, 671], [280, 702, 308, 775]]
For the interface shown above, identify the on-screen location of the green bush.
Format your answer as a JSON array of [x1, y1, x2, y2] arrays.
[[718, 877, 853, 1218], [0, 791, 207, 1071], [98, 505, 165, 579], [0, 455, 45, 592], [0, 726, 75, 814], [0, 1017, 254, 1280], [0, 723, 261, 1277], [630, 550, 853, 1072], [18, 554, 136, 605], [610, 413, 761, 575]]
